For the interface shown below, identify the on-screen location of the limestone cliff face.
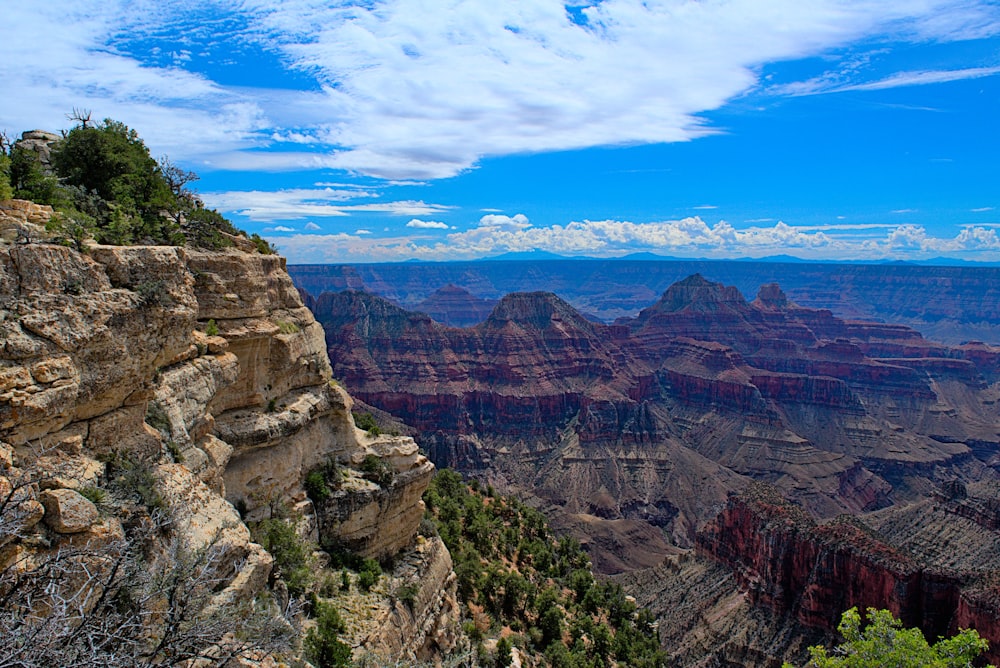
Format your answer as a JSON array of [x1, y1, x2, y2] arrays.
[[0, 202, 444, 660]]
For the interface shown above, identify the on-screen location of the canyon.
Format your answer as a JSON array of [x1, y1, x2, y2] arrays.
[[301, 271, 1000, 663]]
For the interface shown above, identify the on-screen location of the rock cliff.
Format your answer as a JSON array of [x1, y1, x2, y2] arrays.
[[691, 482, 1000, 664], [310, 275, 1000, 574], [0, 201, 449, 663]]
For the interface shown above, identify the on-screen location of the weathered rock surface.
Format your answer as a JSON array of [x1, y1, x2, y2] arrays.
[[342, 535, 463, 663], [311, 275, 1000, 571], [0, 239, 444, 662], [39, 488, 98, 533]]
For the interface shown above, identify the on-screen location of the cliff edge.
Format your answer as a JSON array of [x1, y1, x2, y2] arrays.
[[0, 201, 453, 664]]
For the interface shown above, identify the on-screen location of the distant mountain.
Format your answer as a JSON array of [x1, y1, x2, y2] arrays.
[[414, 284, 496, 327], [289, 259, 1000, 344]]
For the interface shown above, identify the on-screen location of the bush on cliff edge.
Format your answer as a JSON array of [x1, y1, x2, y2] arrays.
[[785, 607, 993, 668]]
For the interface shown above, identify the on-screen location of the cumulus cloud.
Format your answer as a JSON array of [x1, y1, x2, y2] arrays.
[[304, 222, 322, 231], [478, 214, 532, 231], [4, 0, 998, 179], [273, 218, 1000, 264], [406, 219, 450, 229]]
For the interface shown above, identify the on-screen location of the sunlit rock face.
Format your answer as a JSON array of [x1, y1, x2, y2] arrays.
[[0, 227, 440, 656]]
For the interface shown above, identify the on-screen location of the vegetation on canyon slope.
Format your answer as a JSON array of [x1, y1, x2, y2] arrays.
[[423, 469, 667, 668], [0, 117, 273, 252], [0, 452, 296, 667]]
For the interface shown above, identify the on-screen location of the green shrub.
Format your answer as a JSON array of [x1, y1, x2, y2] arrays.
[[359, 454, 394, 487], [205, 319, 219, 336], [251, 518, 313, 597], [166, 440, 184, 463], [494, 637, 513, 668], [78, 485, 107, 506], [0, 153, 13, 201], [183, 207, 236, 249], [789, 607, 991, 668], [135, 280, 171, 307], [357, 558, 382, 592], [352, 412, 381, 436], [9, 144, 63, 206], [276, 319, 300, 334], [106, 454, 166, 513], [305, 469, 330, 503], [305, 458, 341, 504], [249, 232, 277, 255], [144, 401, 170, 433], [396, 582, 420, 609], [304, 600, 351, 668], [357, 570, 377, 592]]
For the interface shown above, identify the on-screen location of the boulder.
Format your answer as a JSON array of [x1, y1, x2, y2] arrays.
[[40, 488, 99, 534]]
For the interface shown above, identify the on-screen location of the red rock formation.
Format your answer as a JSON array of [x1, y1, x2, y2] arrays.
[[310, 276, 1000, 555], [697, 485, 1000, 663]]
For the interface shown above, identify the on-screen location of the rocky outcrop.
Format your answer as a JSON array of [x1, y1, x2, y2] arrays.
[[346, 535, 464, 662], [0, 238, 443, 661]]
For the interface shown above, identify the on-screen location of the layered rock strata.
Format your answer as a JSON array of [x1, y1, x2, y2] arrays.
[[289, 258, 1000, 345], [0, 204, 446, 661], [310, 275, 1000, 570], [696, 483, 1000, 664]]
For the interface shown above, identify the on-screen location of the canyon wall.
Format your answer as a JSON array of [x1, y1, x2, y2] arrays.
[[0, 202, 452, 662], [696, 483, 1000, 664], [290, 259, 1000, 344], [308, 275, 1000, 573]]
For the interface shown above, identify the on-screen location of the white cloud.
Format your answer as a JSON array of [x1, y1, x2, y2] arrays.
[[304, 222, 322, 231], [269, 225, 296, 232], [775, 66, 1000, 96], [355, 229, 372, 235], [5, 1, 998, 179], [972, 207, 995, 212], [201, 186, 450, 221], [406, 219, 449, 229], [478, 213, 532, 231], [273, 218, 1000, 263]]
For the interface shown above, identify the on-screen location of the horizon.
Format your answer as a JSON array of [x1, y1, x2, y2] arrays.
[[3, 1, 1000, 264]]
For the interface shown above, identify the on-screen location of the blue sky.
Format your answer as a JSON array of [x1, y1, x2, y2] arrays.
[[3, 0, 999, 263]]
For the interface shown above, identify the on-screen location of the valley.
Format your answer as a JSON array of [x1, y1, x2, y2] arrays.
[[298, 268, 1000, 664]]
